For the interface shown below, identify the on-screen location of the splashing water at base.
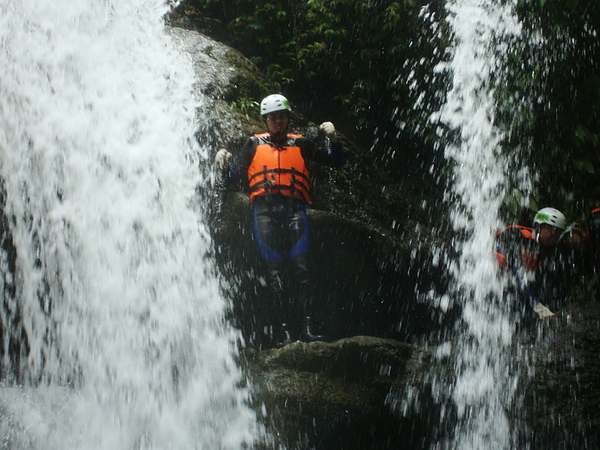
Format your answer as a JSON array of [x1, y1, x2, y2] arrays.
[[0, 1, 258, 448], [430, 0, 525, 448]]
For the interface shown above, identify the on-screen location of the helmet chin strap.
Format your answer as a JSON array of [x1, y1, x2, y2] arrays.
[[261, 115, 289, 145], [270, 129, 287, 142], [264, 122, 288, 145]]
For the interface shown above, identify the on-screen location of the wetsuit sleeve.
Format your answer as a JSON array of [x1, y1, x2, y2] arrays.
[[297, 137, 345, 168], [228, 137, 257, 191]]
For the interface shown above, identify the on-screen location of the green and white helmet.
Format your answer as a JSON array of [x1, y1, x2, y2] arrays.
[[533, 207, 567, 230], [260, 94, 292, 116]]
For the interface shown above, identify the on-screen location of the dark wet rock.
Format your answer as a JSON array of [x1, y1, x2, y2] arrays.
[[242, 336, 435, 449], [522, 300, 600, 447], [213, 192, 455, 346], [0, 182, 26, 383]]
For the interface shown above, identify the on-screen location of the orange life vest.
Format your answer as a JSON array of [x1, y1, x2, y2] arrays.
[[247, 133, 311, 204], [494, 225, 542, 271]]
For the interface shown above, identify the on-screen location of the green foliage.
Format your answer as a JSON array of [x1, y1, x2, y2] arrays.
[[231, 97, 259, 120]]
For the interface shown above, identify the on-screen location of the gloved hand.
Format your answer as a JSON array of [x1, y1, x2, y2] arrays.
[[215, 148, 232, 170], [319, 122, 338, 141], [533, 302, 555, 318]]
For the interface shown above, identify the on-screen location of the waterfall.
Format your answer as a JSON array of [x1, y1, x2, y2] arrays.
[[0, 1, 257, 448], [430, 0, 525, 447]]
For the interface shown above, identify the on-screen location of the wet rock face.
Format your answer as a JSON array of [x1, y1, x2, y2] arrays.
[[523, 302, 600, 448]]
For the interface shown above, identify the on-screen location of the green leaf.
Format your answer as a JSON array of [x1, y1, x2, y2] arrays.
[[574, 159, 596, 174]]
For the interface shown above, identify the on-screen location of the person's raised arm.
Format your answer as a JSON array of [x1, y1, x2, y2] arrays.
[[317, 121, 344, 167]]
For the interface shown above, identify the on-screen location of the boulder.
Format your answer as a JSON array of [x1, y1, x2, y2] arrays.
[[242, 335, 434, 449]]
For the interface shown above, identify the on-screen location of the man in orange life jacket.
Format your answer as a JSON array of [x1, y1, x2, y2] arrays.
[[495, 207, 583, 318], [577, 207, 600, 281], [214, 94, 344, 347], [586, 208, 600, 268]]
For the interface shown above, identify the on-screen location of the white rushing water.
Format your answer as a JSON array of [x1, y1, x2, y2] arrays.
[[0, 1, 257, 448], [431, 0, 524, 448]]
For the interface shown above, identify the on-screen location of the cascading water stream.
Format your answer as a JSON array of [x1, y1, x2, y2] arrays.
[[0, 1, 257, 448], [431, 0, 525, 447]]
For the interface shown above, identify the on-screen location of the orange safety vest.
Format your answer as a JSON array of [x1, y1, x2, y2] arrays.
[[247, 133, 311, 204], [494, 225, 542, 271]]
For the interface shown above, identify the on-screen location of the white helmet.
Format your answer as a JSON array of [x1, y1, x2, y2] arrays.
[[533, 207, 567, 230], [260, 94, 292, 116]]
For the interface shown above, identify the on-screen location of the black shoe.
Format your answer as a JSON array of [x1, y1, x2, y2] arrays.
[[300, 316, 325, 343], [276, 323, 294, 348]]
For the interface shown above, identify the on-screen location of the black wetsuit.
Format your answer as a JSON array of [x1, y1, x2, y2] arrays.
[[229, 132, 343, 345], [495, 225, 582, 313]]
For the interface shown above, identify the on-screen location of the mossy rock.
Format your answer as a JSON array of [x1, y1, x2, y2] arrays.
[[241, 336, 433, 449]]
